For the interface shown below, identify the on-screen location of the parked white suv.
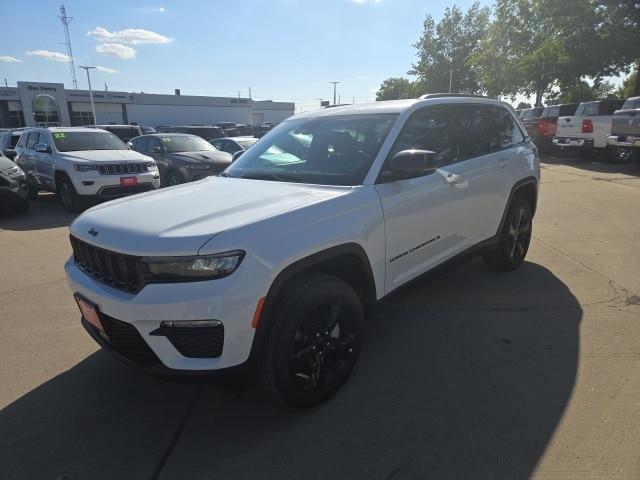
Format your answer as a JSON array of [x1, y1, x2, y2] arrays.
[[65, 96, 539, 407], [14, 127, 160, 212]]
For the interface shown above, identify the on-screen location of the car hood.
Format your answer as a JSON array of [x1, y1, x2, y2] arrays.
[[167, 151, 232, 166], [62, 150, 152, 163], [0, 156, 16, 171], [69, 176, 351, 256]]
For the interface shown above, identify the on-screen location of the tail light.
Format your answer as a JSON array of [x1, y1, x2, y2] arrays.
[[538, 119, 548, 135], [582, 119, 593, 133]]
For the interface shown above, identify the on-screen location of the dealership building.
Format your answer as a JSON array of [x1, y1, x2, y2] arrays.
[[0, 81, 295, 129]]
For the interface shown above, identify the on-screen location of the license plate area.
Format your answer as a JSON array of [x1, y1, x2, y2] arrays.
[[120, 177, 138, 186], [74, 293, 105, 333]]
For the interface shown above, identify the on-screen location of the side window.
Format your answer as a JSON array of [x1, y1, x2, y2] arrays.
[[147, 137, 161, 152], [38, 131, 51, 148], [489, 106, 525, 148], [133, 137, 148, 152], [26, 132, 40, 150], [387, 106, 460, 173]]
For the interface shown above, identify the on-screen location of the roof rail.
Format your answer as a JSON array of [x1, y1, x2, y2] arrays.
[[419, 93, 493, 100]]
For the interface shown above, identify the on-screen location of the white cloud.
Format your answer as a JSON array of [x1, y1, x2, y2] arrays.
[[355, 75, 372, 81], [95, 66, 118, 74], [96, 43, 136, 59], [0, 55, 22, 63], [137, 6, 165, 13], [26, 50, 70, 62], [87, 26, 172, 45]]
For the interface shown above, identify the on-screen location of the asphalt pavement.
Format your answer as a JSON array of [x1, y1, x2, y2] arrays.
[[1, 156, 639, 480]]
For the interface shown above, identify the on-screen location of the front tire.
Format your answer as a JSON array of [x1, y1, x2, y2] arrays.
[[259, 273, 364, 408], [483, 197, 533, 272], [167, 170, 186, 186], [57, 175, 83, 213]]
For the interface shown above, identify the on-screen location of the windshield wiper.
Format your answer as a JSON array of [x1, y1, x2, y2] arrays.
[[241, 172, 303, 182]]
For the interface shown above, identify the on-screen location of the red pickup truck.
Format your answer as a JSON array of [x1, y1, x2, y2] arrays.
[[535, 104, 579, 152]]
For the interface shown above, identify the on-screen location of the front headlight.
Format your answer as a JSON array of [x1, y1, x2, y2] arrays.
[[1, 165, 24, 178], [74, 164, 98, 172], [142, 250, 245, 281], [145, 161, 157, 169], [185, 163, 211, 170]]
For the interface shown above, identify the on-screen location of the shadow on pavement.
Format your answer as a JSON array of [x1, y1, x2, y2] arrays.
[[0, 259, 581, 480], [541, 152, 640, 176], [0, 193, 76, 231]]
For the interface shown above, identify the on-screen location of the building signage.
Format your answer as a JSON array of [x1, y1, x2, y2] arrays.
[[26, 85, 57, 92]]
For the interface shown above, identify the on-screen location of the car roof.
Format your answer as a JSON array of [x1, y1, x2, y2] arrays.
[[145, 133, 196, 137], [89, 124, 139, 128], [25, 126, 111, 133], [292, 96, 510, 120]]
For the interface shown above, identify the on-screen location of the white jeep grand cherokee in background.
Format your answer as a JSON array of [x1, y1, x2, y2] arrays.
[[15, 127, 160, 212], [65, 95, 539, 407]]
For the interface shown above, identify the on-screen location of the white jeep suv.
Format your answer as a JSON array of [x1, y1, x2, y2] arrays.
[[65, 96, 539, 407], [15, 127, 160, 212]]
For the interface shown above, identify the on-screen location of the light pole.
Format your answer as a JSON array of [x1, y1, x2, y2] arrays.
[[449, 69, 454, 93], [329, 81, 340, 105], [79, 65, 97, 124]]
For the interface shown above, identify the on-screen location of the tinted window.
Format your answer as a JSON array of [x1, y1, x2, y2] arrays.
[[226, 113, 397, 186], [38, 131, 51, 148], [52, 131, 127, 152], [600, 100, 624, 115], [387, 105, 523, 173], [543, 106, 560, 118], [26, 132, 40, 149], [132, 136, 148, 152], [147, 137, 162, 152], [581, 102, 599, 116], [559, 104, 579, 116]]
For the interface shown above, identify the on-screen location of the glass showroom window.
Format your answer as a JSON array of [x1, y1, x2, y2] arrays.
[[32, 94, 61, 126]]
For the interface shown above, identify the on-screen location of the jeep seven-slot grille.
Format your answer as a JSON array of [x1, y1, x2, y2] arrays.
[[70, 236, 142, 293], [98, 163, 147, 175]]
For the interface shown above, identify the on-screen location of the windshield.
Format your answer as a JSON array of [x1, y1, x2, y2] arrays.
[[52, 131, 127, 152], [160, 135, 218, 153], [183, 127, 223, 140], [236, 138, 258, 149], [622, 98, 640, 110], [225, 113, 397, 186]]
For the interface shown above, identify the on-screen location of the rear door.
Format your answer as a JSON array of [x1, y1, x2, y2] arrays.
[[34, 131, 55, 189]]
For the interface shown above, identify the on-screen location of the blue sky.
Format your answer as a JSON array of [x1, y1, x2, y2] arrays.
[[0, 0, 487, 111]]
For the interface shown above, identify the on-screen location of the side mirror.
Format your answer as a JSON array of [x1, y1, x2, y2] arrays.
[[34, 143, 52, 154], [389, 149, 438, 179], [127, 142, 134, 149], [151, 146, 163, 153], [232, 150, 243, 162]]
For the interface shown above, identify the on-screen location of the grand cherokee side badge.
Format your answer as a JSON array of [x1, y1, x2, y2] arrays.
[[88, 228, 99, 237]]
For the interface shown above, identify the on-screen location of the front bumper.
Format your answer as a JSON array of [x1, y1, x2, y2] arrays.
[[70, 171, 161, 196], [0, 174, 29, 203], [65, 257, 267, 372], [606, 135, 640, 149]]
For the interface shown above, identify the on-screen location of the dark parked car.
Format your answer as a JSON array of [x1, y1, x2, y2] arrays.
[[155, 125, 225, 141], [89, 124, 143, 142], [214, 122, 240, 137], [210, 136, 258, 155], [140, 126, 156, 134], [534, 103, 579, 152], [0, 130, 24, 160], [254, 122, 276, 138], [0, 151, 29, 213], [130, 133, 232, 186]]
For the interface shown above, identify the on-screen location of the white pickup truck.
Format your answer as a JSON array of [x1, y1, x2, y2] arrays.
[[553, 99, 624, 158]]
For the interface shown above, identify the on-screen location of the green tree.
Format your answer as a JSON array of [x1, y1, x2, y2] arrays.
[[409, 2, 490, 94], [375, 77, 422, 101], [515, 102, 532, 110], [615, 72, 638, 100], [472, 0, 575, 106]]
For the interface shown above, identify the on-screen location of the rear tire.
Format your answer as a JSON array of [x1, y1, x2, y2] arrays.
[[28, 185, 39, 200], [483, 197, 533, 272], [57, 174, 83, 213], [258, 273, 364, 408]]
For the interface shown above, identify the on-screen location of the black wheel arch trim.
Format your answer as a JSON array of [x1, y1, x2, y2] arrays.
[[496, 176, 538, 237], [248, 243, 377, 362]]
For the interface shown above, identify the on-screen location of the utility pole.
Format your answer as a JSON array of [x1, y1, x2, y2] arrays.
[[449, 70, 454, 93], [329, 81, 340, 105], [79, 66, 97, 123], [59, 5, 78, 89]]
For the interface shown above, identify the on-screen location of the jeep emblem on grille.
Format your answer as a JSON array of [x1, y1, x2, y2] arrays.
[[88, 228, 99, 237]]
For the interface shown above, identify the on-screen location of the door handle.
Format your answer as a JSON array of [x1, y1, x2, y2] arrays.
[[497, 159, 508, 168], [444, 173, 462, 185]]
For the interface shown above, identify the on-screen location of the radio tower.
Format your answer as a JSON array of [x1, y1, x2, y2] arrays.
[[59, 5, 78, 89]]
